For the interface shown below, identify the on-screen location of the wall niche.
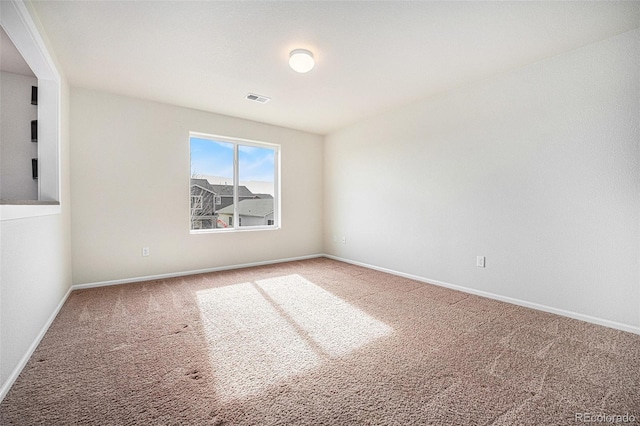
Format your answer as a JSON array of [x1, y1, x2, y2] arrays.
[[0, 25, 38, 201]]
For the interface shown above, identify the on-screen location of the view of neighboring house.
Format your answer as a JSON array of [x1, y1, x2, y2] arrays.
[[208, 183, 256, 210], [190, 179, 219, 229], [190, 178, 271, 229], [253, 194, 274, 200], [217, 199, 275, 227]]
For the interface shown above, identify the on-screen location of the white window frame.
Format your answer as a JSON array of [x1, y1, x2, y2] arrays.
[[189, 132, 280, 234]]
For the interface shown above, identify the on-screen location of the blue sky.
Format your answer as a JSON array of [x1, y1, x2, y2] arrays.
[[190, 137, 275, 183]]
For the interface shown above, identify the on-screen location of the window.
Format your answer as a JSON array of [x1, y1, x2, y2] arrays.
[[189, 133, 279, 232]]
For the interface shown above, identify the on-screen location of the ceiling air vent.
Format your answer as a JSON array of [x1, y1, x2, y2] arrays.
[[245, 93, 271, 103]]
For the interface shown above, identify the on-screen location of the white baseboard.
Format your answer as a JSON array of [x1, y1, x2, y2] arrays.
[[324, 254, 640, 336], [0, 285, 73, 403], [72, 254, 324, 290]]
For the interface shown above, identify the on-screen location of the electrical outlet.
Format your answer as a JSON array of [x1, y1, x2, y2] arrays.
[[476, 256, 485, 268], [142, 247, 150, 257], [341, 236, 347, 244]]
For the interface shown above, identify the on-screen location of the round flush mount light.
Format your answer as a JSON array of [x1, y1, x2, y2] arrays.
[[289, 49, 315, 73]]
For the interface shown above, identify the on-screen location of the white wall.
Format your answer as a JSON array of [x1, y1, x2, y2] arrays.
[[70, 88, 324, 285], [324, 30, 640, 330], [0, 201, 71, 384], [0, 71, 38, 200], [0, 2, 72, 392]]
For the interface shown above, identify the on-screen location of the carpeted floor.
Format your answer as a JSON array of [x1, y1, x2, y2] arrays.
[[1, 258, 639, 425]]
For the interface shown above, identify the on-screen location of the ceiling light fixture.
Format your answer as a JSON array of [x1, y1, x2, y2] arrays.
[[289, 49, 315, 73]]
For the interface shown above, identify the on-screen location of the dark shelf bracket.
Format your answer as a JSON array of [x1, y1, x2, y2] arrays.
[[32, 158, 38, 180], [31, 120, 37, 142]]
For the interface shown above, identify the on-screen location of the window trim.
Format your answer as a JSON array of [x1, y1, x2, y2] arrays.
[[189, 132, 280, 234]]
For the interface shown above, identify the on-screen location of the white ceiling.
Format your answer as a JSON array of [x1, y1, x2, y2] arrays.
[[1, 26, 35, 77], [31, 1, 640, 135]]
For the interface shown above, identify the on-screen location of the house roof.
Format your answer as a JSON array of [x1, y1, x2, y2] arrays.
[[254, 194, 274, 199], [217, 199, 274, 218], [190, 179, 255, 197], [190, 178, 216, 193], [209, 184, 255, 198]]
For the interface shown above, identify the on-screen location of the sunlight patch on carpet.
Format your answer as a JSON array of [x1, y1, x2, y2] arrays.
[[255, 274, 393, 357], [196, 274, 393, 401]]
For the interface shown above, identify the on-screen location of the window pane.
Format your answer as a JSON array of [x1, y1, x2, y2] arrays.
[[190, 137, 234, 230], [238, 145, 275, 228]]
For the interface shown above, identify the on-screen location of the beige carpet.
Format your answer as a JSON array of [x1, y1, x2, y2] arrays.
[[1, 258, 639, 425]]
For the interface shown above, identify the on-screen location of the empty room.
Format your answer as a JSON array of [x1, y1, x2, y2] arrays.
[[1, 0, 639, 424]]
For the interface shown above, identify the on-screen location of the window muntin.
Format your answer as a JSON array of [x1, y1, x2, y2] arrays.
[[189, 133, 279, 232]]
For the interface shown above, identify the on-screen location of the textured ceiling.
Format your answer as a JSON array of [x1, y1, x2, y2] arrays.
[[30, 1, 640, 135]]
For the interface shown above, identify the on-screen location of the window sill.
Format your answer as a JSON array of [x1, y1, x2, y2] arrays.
[[190, 226, 280, 235], [0, 201, 61, 221]]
